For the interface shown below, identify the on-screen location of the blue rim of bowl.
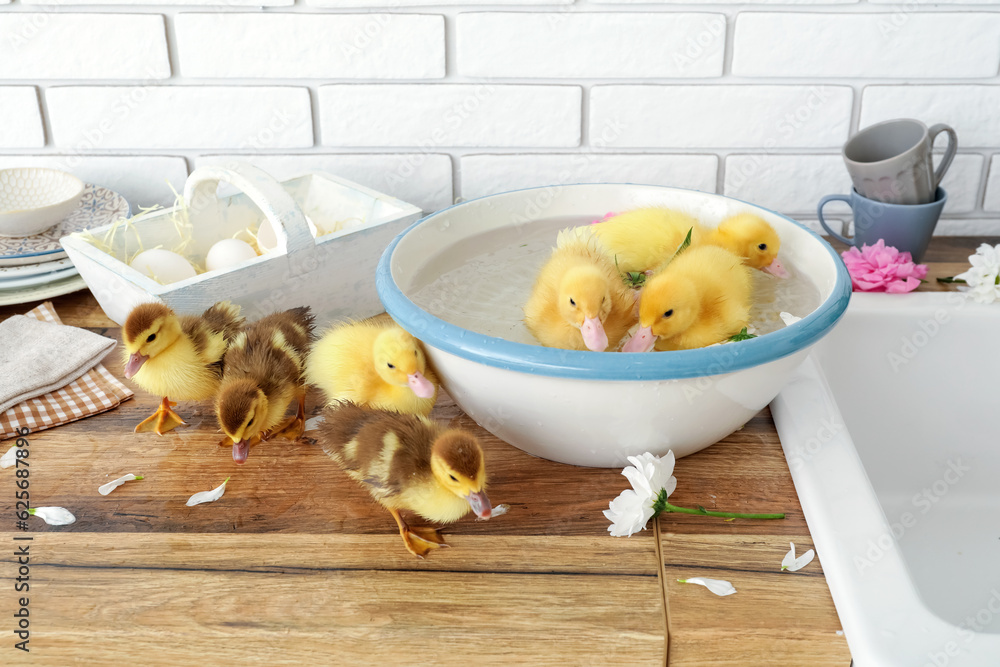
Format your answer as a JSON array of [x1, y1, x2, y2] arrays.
[[376, 183, 852, 381]]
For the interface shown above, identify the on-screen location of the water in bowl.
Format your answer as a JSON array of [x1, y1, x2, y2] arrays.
[[409, 216, 821, 347]]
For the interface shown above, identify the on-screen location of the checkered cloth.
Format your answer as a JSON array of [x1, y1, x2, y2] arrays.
[[1, 302, 133, 440]]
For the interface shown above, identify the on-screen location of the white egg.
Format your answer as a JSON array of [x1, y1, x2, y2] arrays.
[[206, 238, 258, 272], [130, 249, 197, 284], [256, 215, 319, 253]]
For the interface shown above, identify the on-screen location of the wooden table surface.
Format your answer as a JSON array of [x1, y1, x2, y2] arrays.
[[0, 237, 992, 666]]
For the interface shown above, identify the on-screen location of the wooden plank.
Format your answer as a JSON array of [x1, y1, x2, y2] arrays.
[[659, 533, 850, 666], [1, 532, 664, 666]]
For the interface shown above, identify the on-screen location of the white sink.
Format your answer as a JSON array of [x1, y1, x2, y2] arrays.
[[772, 292, 1000, 666]]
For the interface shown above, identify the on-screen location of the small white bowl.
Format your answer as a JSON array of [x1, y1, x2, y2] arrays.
[[377, 183, 852, 468], [0, 168, 85, 238]]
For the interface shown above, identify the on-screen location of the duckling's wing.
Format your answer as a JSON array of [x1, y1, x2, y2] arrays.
[[201, 301, 245, 344], [179, 315, 227, 370]]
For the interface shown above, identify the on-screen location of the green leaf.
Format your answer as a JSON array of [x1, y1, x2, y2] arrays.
[[728, 327, 757, 342]]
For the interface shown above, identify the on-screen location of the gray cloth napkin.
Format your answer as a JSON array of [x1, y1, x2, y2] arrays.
[[0, 315, 117, 414]]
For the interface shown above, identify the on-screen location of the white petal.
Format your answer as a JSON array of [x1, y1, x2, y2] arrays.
[[29, 507, 76, 526], [477, 503, 509, 521], [779, 312, 802, 327], [605, 488, 655, 537], [678, 577, 737, 596], [185, 477, 229, 506], [98, 473, 140, 496], [782, 542, 816, 572], [0, 445, 18, 469]]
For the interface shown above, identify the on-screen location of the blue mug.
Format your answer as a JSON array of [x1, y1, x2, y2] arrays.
[[817, 187, 946, 263]]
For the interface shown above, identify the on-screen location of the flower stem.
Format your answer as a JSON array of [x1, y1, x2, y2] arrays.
[[937, 276, 967, 284], [652, 490, 785, 520]]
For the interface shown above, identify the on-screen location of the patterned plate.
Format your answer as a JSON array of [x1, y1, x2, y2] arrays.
[[0, 184, 129, 267]]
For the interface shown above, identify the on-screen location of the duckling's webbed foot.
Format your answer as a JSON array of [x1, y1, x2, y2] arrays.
[[274, 390, 307, 442], [389, 508, 449, 558], [134, 397, 187, 435]]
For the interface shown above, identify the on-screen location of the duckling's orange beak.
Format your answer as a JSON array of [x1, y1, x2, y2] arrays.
[[407, 371, 435, 398], [124, 351, 148, 379], [623, 325, 656, 353], [763, 257, 790, 278], [580, 315, 608, 352], [232, 439, 250, 465], [466, 490, 492, 519]]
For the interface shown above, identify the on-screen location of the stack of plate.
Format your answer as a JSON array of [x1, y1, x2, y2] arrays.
[[0, 184, 130, 306]]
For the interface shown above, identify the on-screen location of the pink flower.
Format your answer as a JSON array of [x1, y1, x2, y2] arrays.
[[841, 240, 927, 293], [590, 212, 617, 225]]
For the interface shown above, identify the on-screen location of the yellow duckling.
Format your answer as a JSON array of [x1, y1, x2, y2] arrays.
[[524, 229, 636, 352], [316, 401, 492, 558], [584, 208, 700, 274], [122, 301, 244, 435], [216, 307, 315, 464], [581, 209, 789, 277], [305, 320, 438, 416], [700, 212, 789, 277], [623, 245, 752, 352]]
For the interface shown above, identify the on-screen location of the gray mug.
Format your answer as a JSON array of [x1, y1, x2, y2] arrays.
[[817, 187, 946, 263], [843, 119, 957, 205]]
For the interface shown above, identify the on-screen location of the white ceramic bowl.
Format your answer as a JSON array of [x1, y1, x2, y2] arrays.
[[377, 184, 851, 467], [0, 168, 85, 238]]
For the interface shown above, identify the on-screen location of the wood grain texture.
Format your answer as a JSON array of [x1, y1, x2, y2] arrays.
[[661, 534, 849, 666], [2, 237, 990, 666], [1, 533, 662, 666]]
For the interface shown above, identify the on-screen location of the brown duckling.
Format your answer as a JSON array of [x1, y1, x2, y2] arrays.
[[316, 400, 492, 558], [216, 306, 315, 464]]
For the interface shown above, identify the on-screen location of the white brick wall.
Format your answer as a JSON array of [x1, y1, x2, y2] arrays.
[[458, 13, 725, 78], [176, 14, 445, 79], [591, 85, 853, 148], [461, 154, 717, 201], [0, 4, 996, 235], [0, 14, 170, 80], [733, 13, 1000, 78], [0, 87, 44, 148], [318, 84, 581, 147], [46, 86, 313, 150]]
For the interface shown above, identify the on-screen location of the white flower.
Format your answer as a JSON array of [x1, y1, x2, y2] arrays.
[[677, 577, 737, 596], [623, 451, 677, 501], [28, 507, 76, 526], [781, 542, 815, 572], [779, 312, 802, 327], [98, 473, 142, 496], [0, 445, 18, 469], [955, 243, 1000, 304], [604, 488, 655, 537], [185, 477, 230, 507], [605, 451, 678, 537]]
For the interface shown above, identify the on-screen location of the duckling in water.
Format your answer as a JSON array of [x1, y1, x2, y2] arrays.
[[623, 245, 752, 352], [524, 229, 636, 351]]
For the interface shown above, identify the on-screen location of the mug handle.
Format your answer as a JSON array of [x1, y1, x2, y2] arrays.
[[817, 194, 854, 245], [928, 123, 958, 189]]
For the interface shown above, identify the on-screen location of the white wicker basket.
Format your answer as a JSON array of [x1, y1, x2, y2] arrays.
[[61, 163, 421, 326]]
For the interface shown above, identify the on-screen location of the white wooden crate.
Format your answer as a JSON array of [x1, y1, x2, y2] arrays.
[[61, 163, 421, 325]]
